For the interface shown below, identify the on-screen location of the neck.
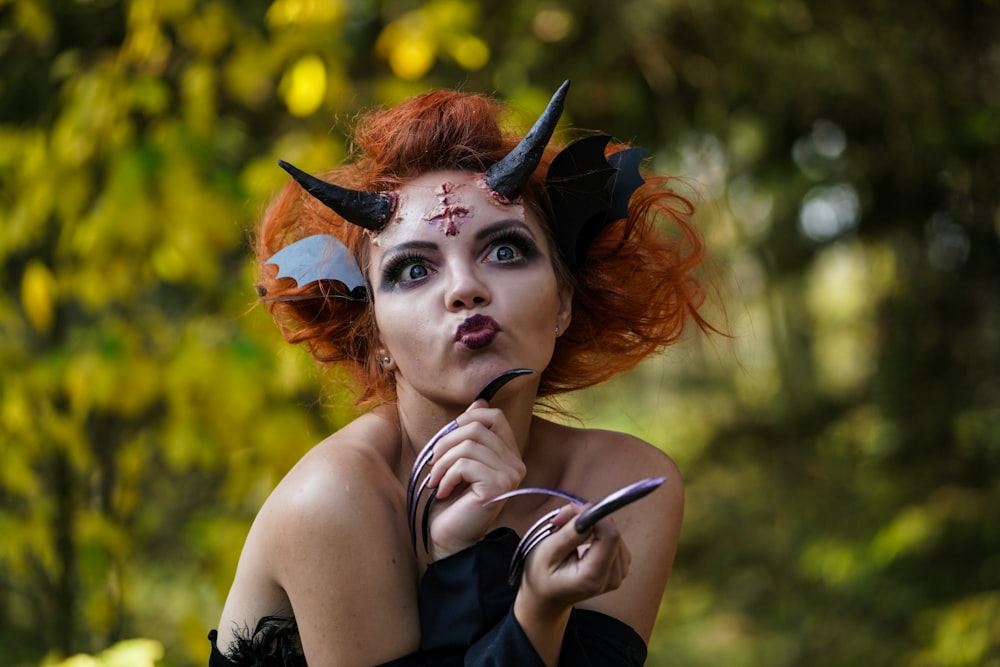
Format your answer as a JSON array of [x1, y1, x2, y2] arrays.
[[393, 375, 539, 464]]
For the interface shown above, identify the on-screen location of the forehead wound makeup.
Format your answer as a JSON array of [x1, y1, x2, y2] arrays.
[[472, 173, 527, 221], [424, 181, 472, 236]]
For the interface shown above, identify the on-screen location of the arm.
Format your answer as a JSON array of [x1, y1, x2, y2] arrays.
[[571, 436, 684, 642], [510, 504, 632, 666], [501, 435, 683, 665]]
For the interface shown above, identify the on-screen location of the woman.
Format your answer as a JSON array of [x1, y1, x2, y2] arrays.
[[210, 81, 713, 666]]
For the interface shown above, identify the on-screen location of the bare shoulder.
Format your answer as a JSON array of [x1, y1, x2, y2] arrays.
[[545, 420, 684, 507], [265, 421, 400, 542], [223, 411, 420, 665], [261, 411, 414, 593], [538, 420, 684, 641], [578, 427, 683, 543]]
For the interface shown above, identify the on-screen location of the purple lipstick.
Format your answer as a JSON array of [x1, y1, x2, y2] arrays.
[[454, 314, 501, 349]]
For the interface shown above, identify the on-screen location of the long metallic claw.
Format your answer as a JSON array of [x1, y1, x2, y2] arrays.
[[496, 477, 668, 582], [508, 509, 560, 583], [574, 476, 667, 533], [409, 475, 434, 551], [406, 420, 458, 525], [421, 488, 438, 554], [406, 369, 537, 553], [475, 368, 535, 402], [483, 487, 587, 508]]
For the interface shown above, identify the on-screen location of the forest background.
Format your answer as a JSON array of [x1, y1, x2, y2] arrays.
[[1, 1, 998, 666]]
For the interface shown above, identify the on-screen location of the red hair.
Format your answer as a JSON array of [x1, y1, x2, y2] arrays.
[[256, 89, 715, 404]]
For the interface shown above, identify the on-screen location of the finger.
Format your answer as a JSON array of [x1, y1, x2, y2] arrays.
[[434, 458, 514, 500], [530, 504, 594, 563], [426, 439, 516, 493], [585, 513, 623, 557], [574, 477, 665, 533], [456, 405, 516, 445], [430, 418, 509, 464], [572, 514, 623, 571], [420, 405, 503, 470], [426, 425, 524, 488], [430, 435, 508, 471]]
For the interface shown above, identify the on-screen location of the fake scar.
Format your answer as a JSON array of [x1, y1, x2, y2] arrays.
[[424, 182, 471, 236]]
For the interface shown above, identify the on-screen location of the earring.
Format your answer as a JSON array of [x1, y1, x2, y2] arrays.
[[555, 323, 561, 336], [378, 354, 393, 370]]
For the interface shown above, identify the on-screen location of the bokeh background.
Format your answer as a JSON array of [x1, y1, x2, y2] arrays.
[[2, 1, 998, 665]]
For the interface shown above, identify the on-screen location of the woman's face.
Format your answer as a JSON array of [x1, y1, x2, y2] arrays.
[[368, 170, 572, 406]]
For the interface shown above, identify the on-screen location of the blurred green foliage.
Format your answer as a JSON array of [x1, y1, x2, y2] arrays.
[[1, 1, 997, 666]]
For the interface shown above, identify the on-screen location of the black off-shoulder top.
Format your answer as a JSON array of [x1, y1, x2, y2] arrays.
[[208, 529, 647, 666]]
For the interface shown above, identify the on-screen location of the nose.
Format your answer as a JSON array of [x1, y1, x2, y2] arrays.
[[444, 265, 490, 311]]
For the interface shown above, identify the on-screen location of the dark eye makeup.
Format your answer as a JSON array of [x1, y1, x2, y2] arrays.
[[380, 251, 433, 288], [378, 225, 542, 290], [481, 229, 540, 265]]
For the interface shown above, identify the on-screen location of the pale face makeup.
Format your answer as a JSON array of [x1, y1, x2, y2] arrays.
[[368, 170, 571, 406]]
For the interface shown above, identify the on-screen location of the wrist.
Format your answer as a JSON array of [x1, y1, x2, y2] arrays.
[[513, 591, 572, 667], [513, 591, 571, 628]]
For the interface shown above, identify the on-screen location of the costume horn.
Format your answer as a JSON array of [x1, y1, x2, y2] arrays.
[[483, 80, 570, 200], [277, 160, 397, 232]]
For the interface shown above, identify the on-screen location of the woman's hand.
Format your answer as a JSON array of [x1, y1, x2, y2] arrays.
[[421, 400, 526, 559], [511, 504, 632, 665], [518, 503, 631, 612]]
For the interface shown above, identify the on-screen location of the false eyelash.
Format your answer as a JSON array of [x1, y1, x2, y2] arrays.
[[481, 230, 539, 263], [380, 251, 433, 287]]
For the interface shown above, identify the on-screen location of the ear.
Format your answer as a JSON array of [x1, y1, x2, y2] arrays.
[[556, 283, 573, 336], [375, 344, 396, 372], [373, 328, 393, 365]]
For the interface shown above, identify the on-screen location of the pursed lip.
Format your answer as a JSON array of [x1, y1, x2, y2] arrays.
[[454, 314, 502, 349]]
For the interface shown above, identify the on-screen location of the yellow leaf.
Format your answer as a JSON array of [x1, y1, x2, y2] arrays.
[[20, 260, 57, 332], [280, 54, 327, 117], [266, 0, 345, 26], [389, 34, 435, 81], [448, 35, 489, 70]]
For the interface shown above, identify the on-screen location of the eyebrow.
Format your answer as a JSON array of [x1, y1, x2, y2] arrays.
[[378, 219, 537, 272], [474, 219, 538, 242], [377, 240, 437, 273]]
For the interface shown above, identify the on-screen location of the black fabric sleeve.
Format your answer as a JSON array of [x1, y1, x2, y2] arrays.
[[417, 528, 520, 653], [556, 609, 648, 666], [463, 607, 546, 666], [463, 607, 647, 666]]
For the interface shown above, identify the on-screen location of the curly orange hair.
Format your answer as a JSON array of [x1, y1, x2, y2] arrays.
[[256, 88, 715, 404]]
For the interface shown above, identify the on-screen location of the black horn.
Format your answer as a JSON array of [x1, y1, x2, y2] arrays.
[[483, 80, 570, 200], [278, 160, 397, 232]]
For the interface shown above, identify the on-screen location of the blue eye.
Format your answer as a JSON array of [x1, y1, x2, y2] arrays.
[[494, 245, 518, 261], [400, 262, 428, 281], [484, 232, 537, 264], [382, 253, 433, 288]]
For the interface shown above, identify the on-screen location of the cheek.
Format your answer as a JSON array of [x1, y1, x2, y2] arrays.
[[374, 299, 433, 355], [509, 273, 562, 329]]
